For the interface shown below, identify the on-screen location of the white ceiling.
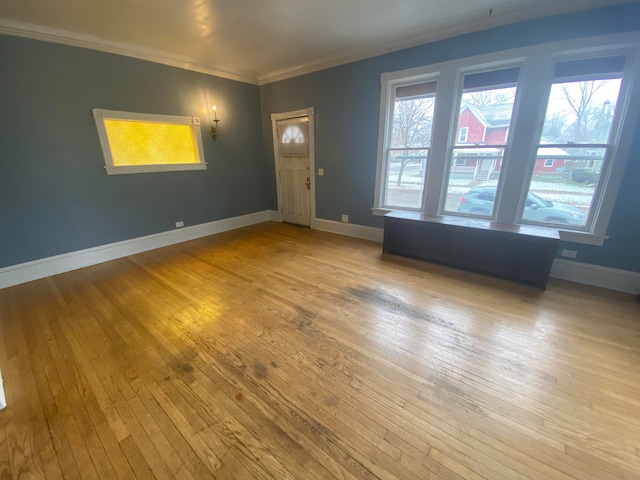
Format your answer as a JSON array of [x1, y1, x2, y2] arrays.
[[0, 0, 630, 84]]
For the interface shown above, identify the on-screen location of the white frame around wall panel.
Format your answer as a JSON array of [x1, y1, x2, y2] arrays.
[[92, 109, 207, 175], [270, 107, 317, 227], [373, 32, 640, 246]]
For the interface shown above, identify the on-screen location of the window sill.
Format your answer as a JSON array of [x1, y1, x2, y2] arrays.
[[105, 163, 208, 175], [558, 229, 607, 246], [372, 207, 392, 216]]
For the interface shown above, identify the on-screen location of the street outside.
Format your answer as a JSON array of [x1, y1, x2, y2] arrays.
[[386, 170, 595, 215]]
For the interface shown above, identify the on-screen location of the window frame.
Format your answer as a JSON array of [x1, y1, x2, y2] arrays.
[[458, 127, 469, 143], [515, 47, 638, 239], [375, 73, 440, 212], [373, 32, 640, 246], [92, 109, 207, 175], [440, 61, 523, 219]]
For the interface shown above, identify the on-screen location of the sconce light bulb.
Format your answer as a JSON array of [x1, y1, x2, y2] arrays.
[[210, 105, 219, 141]]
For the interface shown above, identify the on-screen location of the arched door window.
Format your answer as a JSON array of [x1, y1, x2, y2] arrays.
[[279, 121, 308, 156]]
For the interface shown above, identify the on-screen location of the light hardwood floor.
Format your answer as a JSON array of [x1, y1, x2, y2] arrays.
[[1, 221, 639, 480]]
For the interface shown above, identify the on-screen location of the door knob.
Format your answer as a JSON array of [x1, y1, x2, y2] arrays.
[[306, 177, 310, 190]]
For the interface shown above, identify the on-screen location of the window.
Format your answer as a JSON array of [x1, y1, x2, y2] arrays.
[[374, 33, 640, 245], [282, 125, 305, 144], [279, 123, 309, 156], [381, 80, 437, 209], [523, 57, 625, 228], [458, 127, 469, 143], [93, 109, 206, 175], [443, 67, 519, 215]]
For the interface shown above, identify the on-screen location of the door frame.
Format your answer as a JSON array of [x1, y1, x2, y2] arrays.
[[271, 107, 316, 228]]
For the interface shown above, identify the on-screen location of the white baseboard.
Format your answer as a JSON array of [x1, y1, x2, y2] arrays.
[[550, 259, 640, 294], [314, 218, 384, 243], [269, 210, 283, 222], [0, 210, 278, 290], [3, 213, 637, 295]]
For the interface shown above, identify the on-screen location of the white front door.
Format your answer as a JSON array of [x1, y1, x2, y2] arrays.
[[276, 118, 311, 226]]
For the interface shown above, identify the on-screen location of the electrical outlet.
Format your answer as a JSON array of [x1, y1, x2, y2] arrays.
[[341, 214, 349, 223], [175, 221, 185, 228], [561, 249, 577, 258], [318, 168, 324, 176]]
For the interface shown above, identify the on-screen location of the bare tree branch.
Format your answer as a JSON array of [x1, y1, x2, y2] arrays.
[[391, 97, 434, 185]]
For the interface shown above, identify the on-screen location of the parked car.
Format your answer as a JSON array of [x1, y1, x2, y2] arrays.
[[458, 186, 586, 225]]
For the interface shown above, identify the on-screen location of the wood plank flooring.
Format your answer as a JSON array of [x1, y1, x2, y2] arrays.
[[1, 221, 639, 479]]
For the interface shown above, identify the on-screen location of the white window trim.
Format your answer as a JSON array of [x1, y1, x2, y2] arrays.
[[458, 127, 469, 142], [373, 72, 440, 213], [440, 60, 524, 218], [373, 32, 640, 246], [92, 109, 207, 175], [511, 46, 638, 240], [543, 159, 554, 167]]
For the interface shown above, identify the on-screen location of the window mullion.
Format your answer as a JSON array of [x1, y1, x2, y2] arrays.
[[495, 53, 552, 224], [423, 69, 458, 215]]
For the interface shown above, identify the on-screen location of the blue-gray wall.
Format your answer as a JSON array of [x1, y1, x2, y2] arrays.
[[260, 2, 640, 273], [0, 35, 270, 268], [2, 3, 639, 274]]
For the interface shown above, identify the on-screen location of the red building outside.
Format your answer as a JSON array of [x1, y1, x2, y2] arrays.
[[453, 104, 569, 180]]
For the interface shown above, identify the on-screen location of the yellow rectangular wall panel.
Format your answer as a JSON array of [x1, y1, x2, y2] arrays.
[[104, 119, 199, 166]]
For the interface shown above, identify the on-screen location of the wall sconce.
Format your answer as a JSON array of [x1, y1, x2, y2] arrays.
[[210, 105, 220, 141]]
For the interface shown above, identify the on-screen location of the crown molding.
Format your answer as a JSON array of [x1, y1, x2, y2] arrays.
[[257, 0, 630, 85], [0, 19, 259, 85], [0, 0, 630, 87]]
